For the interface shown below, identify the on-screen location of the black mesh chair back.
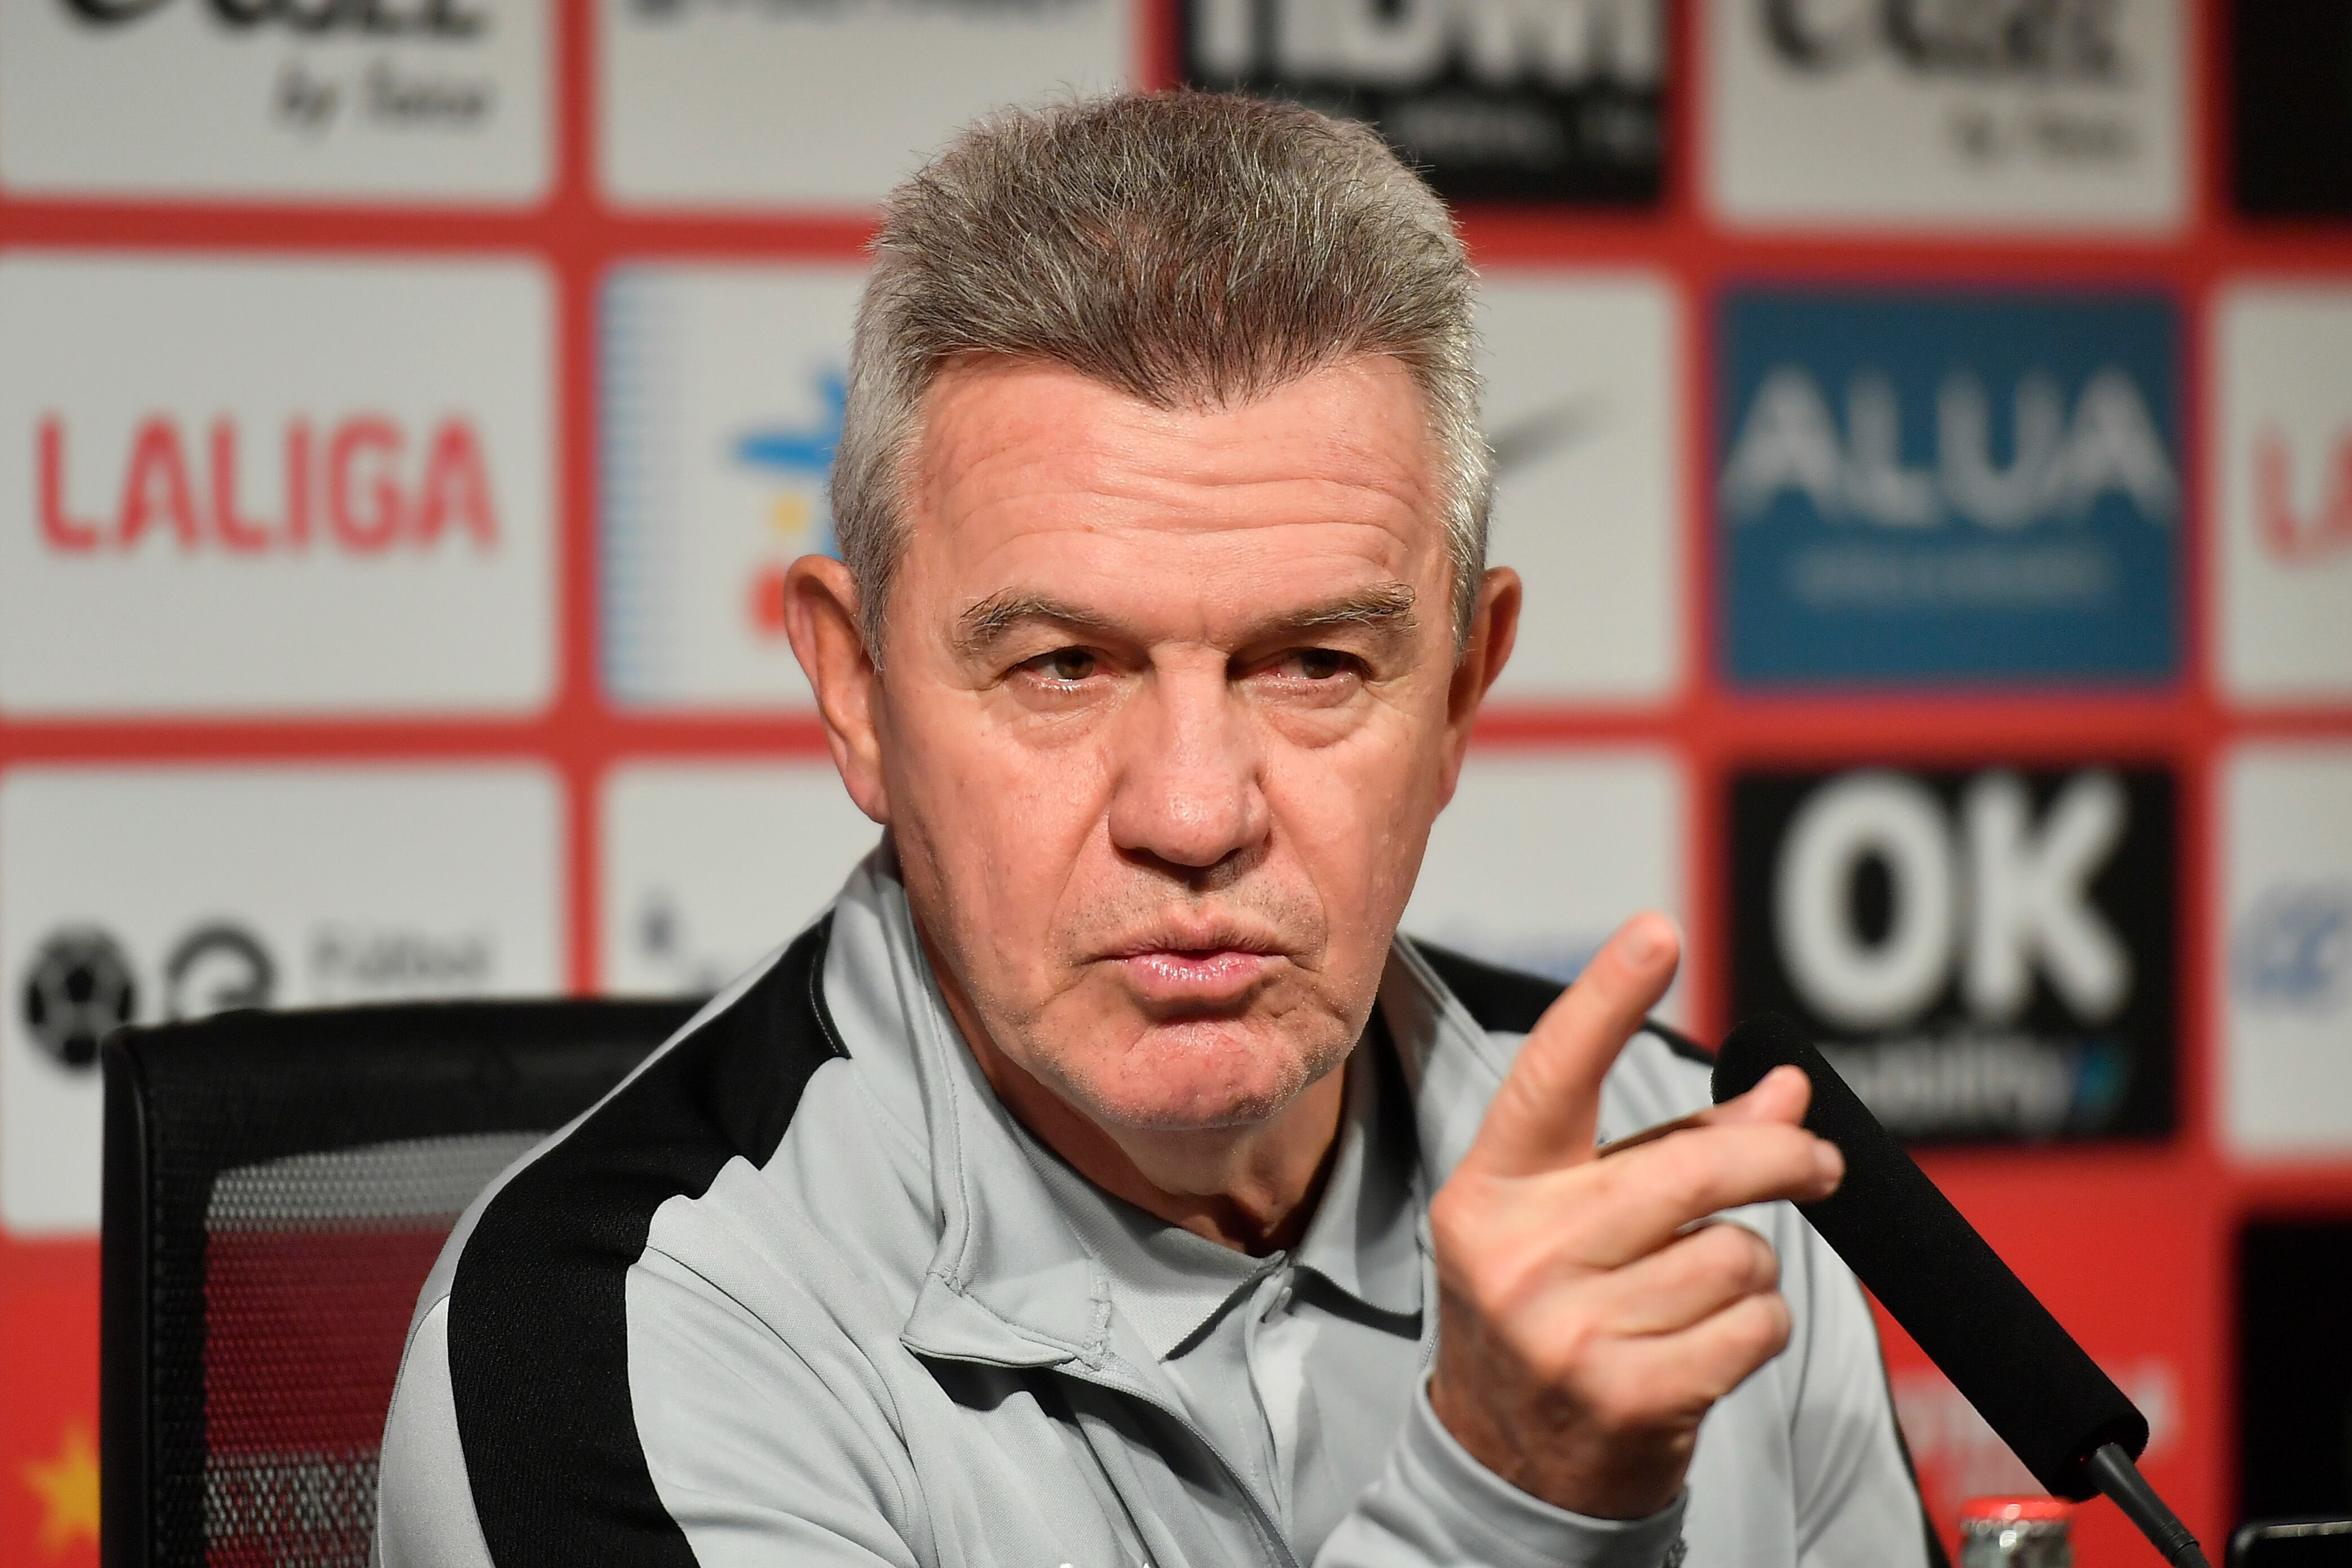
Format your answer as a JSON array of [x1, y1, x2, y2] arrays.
[[99, 997, 699, 1568]]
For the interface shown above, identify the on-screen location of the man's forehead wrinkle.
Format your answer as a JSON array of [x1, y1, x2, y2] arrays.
[[907, 354, 1454, 669], [929, 462, 1443, 585], [930, 431, 1431, 523]]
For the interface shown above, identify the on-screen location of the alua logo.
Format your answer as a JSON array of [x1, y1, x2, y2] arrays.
[[1190, 0, 1661, 88], [1715, 291, 2181, 686], [1722, 365, 2177, 531], [57, 0, 482, 33], [1758, 0, 2124, 82]]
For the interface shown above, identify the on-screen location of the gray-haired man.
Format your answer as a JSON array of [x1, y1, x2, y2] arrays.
[[377, 92, 1940, 1568]]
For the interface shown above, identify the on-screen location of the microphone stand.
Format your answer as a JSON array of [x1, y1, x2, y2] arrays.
[[2087, 1443, 2210, 1567]]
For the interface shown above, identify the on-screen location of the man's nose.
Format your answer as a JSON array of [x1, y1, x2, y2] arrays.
[[1106, 666, 1270, 877]]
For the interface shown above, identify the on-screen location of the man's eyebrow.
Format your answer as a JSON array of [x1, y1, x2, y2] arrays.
[[952, 592, 1120, 657], [951, 582, 1421, 658], [1285, 581, 1420, 636]]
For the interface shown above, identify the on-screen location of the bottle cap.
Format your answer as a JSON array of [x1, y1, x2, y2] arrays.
[[1959, 1498, 2073, 1524]]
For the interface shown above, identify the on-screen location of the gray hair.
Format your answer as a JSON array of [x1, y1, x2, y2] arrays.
[[830, 90, 1491, 662]]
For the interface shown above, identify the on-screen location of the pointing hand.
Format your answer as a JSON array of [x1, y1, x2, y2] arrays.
[[1426, 913, 1843, 1520]]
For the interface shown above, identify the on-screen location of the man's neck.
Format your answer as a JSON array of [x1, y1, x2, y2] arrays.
[[977, 1033, 1347, 1255]]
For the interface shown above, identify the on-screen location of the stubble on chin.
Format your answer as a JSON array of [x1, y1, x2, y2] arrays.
[[1018, 970, 1365, 1134]]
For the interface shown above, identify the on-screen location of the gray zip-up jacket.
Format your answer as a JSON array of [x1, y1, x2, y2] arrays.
[[377, 857, 1941, 1568]]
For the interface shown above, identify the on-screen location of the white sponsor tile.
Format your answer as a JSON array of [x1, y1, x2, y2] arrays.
[[0, 763, 564, 1237], [600, 759, 881, 995], [1706, 0, 2185, 231], [1479, 271, 1681, 702], [602, 264, 864, 710], [1404, 747, 1687, 1022], [0, 252, 555, 718], [0, 0, 549, 203], [2216, 284, 2352, 702], [599, 0, 1135, 208], [2222, 743, 2352, 1157]]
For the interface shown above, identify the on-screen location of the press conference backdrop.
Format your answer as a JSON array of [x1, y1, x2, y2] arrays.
[[0, 2, 2347, 1561]]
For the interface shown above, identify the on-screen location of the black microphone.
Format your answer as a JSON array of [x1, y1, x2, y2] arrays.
[[1712, 1013, 2208, 1567]]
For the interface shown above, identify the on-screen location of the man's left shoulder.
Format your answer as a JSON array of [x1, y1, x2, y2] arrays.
[[1404, 937, 1716, 1130]]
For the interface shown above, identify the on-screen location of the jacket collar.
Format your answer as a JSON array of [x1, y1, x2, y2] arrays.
[[1008, 1021, 1424, 1369], [1377, 936, 1524, 1194], [818, 848, 1514, 1375]]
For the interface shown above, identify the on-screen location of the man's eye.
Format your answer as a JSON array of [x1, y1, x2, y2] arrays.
[[1032, 648, 1097, 682], [1289, 649, 1351, 681]]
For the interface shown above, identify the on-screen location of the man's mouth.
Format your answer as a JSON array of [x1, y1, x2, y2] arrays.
[[1116, 948, 1275, 1006], [1101, 925, 1285, 1009]]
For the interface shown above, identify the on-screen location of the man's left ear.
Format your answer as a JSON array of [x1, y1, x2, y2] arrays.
[[1441, 566, 1521, 789]]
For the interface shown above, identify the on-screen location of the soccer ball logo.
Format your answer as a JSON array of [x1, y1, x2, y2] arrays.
[[21, 926, 137, 1070]]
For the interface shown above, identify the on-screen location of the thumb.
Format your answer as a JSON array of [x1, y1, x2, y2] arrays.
[[1459, 912, 1682, 1179]]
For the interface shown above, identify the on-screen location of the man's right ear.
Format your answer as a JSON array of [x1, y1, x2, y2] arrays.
[[781, 555, 891, 826]]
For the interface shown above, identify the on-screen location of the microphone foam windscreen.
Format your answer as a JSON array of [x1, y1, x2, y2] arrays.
[[1712, 1013, 2147, 1500]]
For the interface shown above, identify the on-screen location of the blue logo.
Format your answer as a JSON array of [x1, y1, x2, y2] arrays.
[[2234, 881, 2351, 1014], [732, 367, 845, 563], [1718, 290, 2181, 687]]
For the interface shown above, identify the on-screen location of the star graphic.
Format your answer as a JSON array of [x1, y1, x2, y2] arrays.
[[20, 1420, 100, 1557]]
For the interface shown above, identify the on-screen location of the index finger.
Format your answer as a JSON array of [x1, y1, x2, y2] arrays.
[[1458, 911, 1682, 1180], [1592, 1064, 1815, 1160]]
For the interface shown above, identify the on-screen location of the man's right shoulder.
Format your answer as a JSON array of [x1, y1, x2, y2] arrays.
[[386, 916, 860, 1568]]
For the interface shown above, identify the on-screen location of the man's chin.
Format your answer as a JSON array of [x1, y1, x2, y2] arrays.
[[1082, 1091, 1299, 1135], [1060, 1019, 1349, 1134]]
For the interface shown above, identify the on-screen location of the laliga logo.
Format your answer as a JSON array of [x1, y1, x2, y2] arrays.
[[2252, 427, 2352, 564], [1191, 0, 1661, 88], [1776, 771, 2131, 1032], [36, 413, 498, 555], [1723, 366, 2176, 529], [1759, 0, 2122, 82]]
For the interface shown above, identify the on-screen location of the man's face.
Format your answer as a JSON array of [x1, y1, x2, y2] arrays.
[[807, 355, 1513, 1135]]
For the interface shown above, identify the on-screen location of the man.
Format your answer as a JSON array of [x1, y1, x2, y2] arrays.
[[378, 92, 1938, 1568]]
